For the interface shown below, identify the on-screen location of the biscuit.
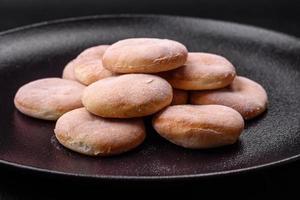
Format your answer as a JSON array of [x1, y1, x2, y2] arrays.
[[190, 76, 268, 119], [171, 89, 188, 105], [76, 45, 110, 59], [62, 59, 77, 81], [54, 108, 146, 156], [102, 38, 188, 73], [14, 78, 85, 120], [73, 45, 115, 85], [161, 53, 236, 90], [152, 105, 244, 149], [82, 74, 173, 118]]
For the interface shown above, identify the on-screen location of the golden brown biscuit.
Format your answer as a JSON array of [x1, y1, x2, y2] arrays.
[[73, 45, 115, 85], [54, 108, 146, 156], [62, 59, 77, 81], [171, 89, 188, 105], [190, 76, 268, 119], [161, 52, 236, 90], [152, 105, 244, 149], [82, 74, 173, 118], [14, 78, 85, 120], [102, 38, 188, 73]]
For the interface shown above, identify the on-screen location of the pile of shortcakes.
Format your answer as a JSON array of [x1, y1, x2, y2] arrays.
[[14, 38, 268, 156]]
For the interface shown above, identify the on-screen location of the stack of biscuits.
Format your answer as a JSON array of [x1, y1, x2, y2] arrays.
[[14, 38, 268, 156]]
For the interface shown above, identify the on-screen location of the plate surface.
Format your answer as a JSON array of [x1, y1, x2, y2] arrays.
[[0, 15, 299, 180]]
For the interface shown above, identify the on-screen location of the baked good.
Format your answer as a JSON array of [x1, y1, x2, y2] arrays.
[[152, 105, 244, 149], [102, 38, 188, 73], [82, 74, 173, 118], [73, 45, 114, 85], [161, 52, 236, 90], [190, 76, 268, 119], [62, 59, 77, 81], [54, 108, 146, 156], [14, 78, 85, 120]]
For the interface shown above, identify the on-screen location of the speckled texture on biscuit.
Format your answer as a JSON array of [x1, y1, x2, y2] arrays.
[[54, 108, 146, 156], [153, 105, 244, 149], [73, 45, 115, 85], [82, 74, 173, 118], [102, 38, 188, 73], [14, 78, 85, 120], [161, 52, 236, 90], [190, 76, 268, 119]]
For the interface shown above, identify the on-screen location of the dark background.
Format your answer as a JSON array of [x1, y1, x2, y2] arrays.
[[0, 0, 300, 37], [0, 0, 299, 199]]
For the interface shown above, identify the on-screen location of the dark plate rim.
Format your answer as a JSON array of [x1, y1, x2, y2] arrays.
[[0, 14, 299, 181], [0, 153, 300, 181]]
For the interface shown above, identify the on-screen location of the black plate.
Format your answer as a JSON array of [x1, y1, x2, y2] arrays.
[[0, 15, 299, 180]]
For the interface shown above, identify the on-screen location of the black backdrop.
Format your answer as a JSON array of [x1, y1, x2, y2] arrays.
[[0, 0, 300, 199], [0, 0, 300, 37]]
